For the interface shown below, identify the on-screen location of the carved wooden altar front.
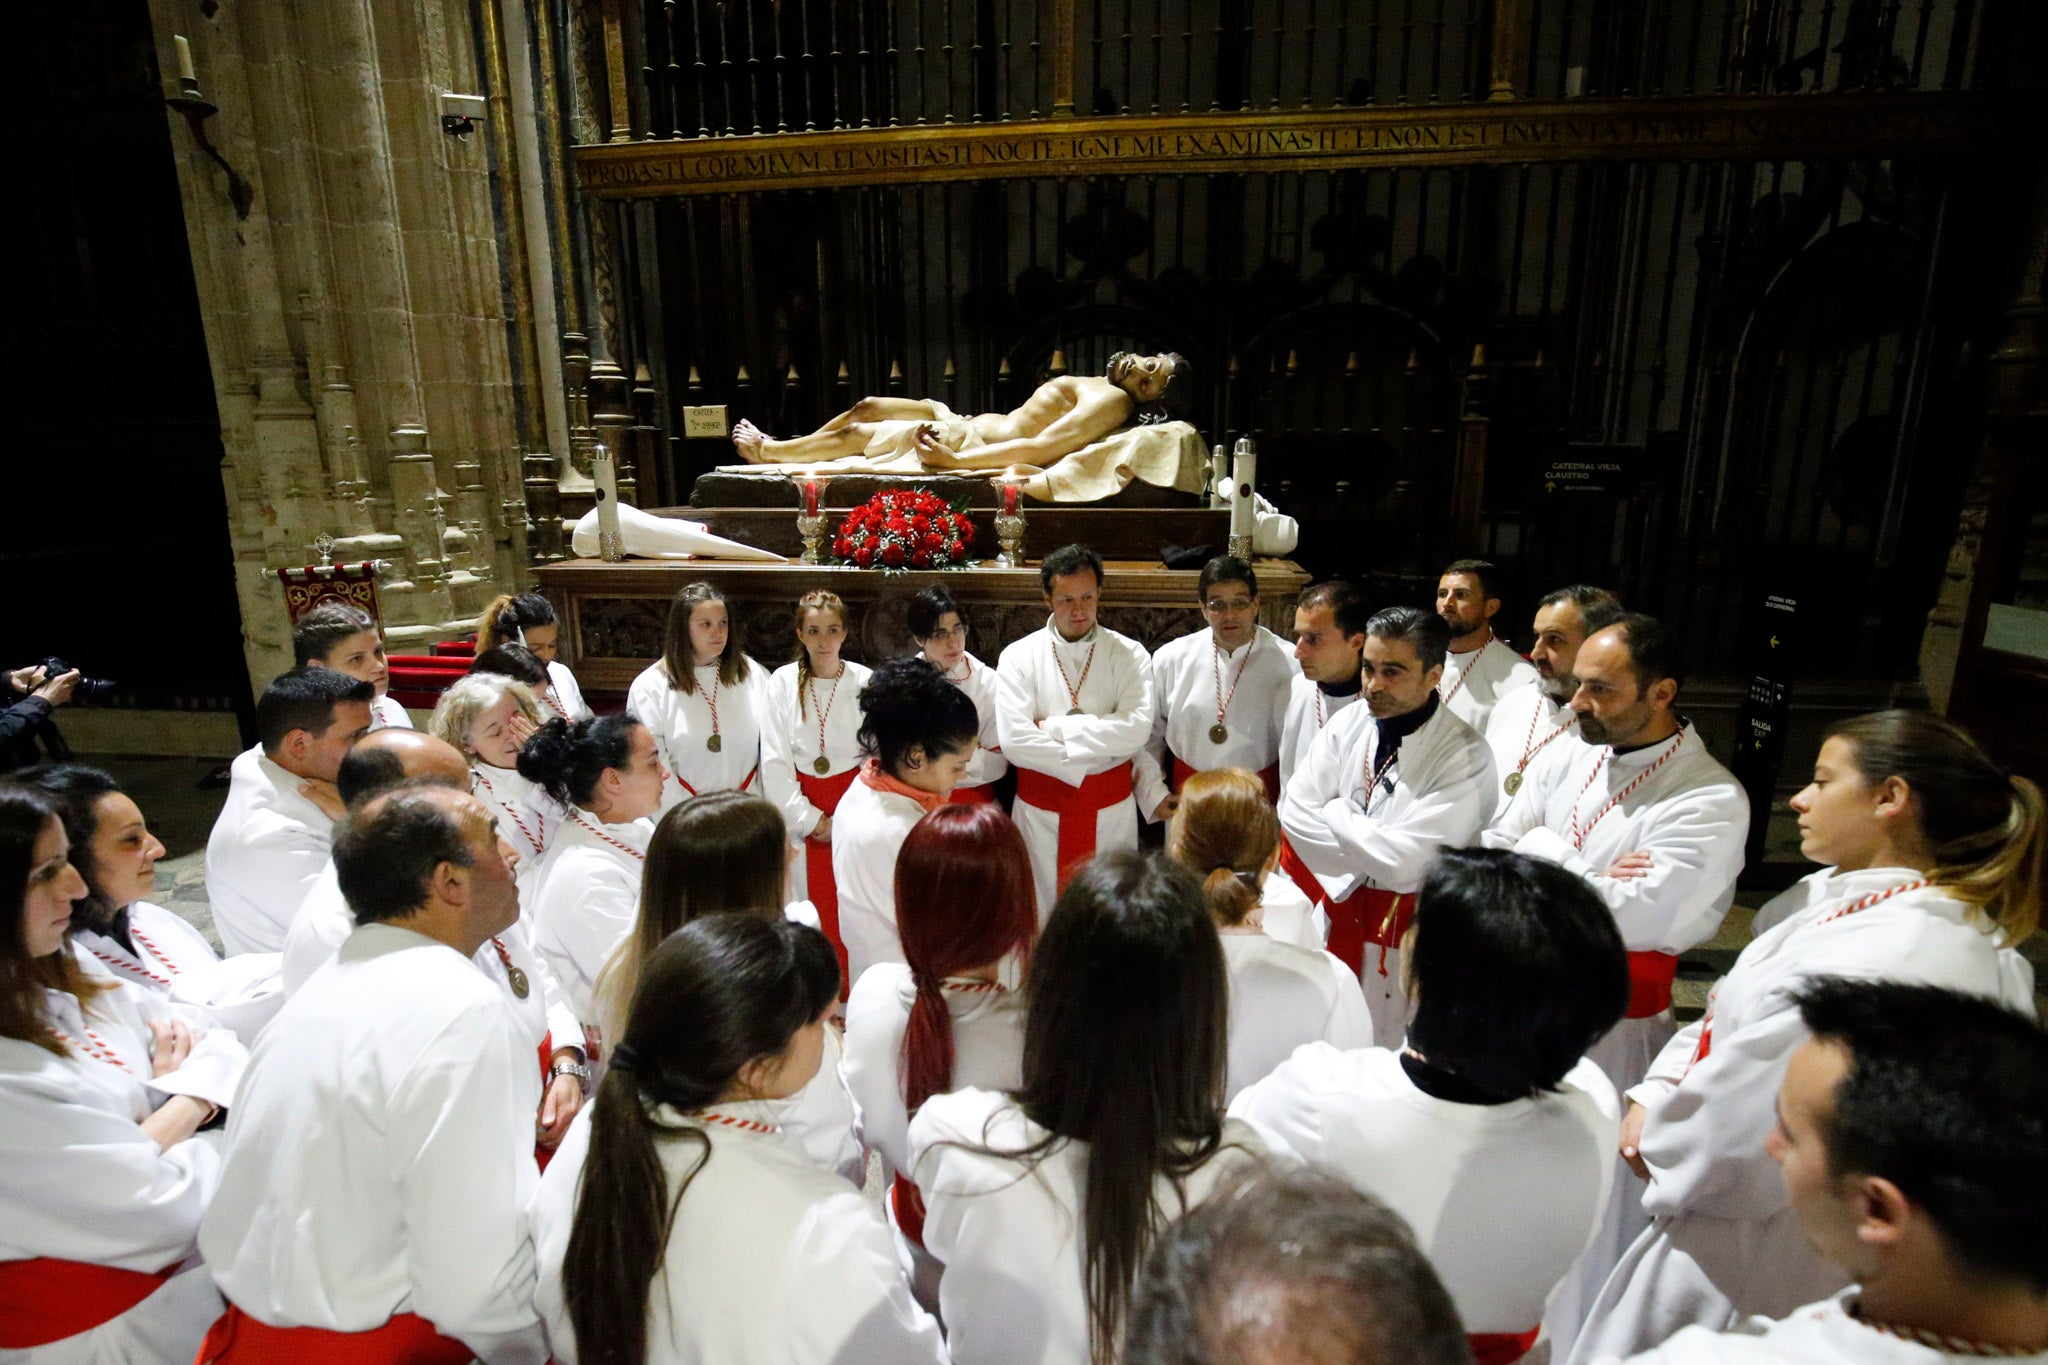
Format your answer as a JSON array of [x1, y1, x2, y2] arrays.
[[536, 557, 1309, 694]]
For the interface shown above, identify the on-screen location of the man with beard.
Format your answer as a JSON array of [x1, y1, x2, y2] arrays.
[[1485, 614, 1749, 1351], [1435, 558, 1540, 732], [1279, 606, 1495, 1043], [1483, 585, 1624, 818]]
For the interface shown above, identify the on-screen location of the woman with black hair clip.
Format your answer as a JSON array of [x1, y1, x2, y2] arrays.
[[831, 658, 985, 983], [627, 583, 770, 807], [908, 850, 1266, 1365], [475, 592, 591, 723], [1233, 846, 1631, 1364], [1572, 710, 2044, 1362], [519, 713, 669, 1030], [532, 915, 946, 1365], [907, 585, 1006, 803], [0, 784, 246, 1360]]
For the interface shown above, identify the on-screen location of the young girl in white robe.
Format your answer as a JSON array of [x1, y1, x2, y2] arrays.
[[760, 591, 872, 981], [841, 800, 1038, 1308], [1168, 766, 1372, 1099], [907, 586, 1007, 803], [519, 714, 669, 1030], [1232, 845, 1632, 1364], [1571, 710, 2044, 1363], [430, 674, 562, 895], [833, 659, 987, 982], [292, 600, 412, 731], [533, 914, 947, 1365], [591, 790, 860, 1185], [474, 591, 592, 723], [14, 765, 282, 1037], [0, 787, 244, 1363], [626, 582, 770, 805], [909, 850, 1267, 1364]]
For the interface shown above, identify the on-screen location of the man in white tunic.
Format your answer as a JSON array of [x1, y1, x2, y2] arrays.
[[1135, 555, 1295, 821], [995, 543, 1155, 914], [203, 668, 373, 955], [1484, 584, 1623, 818], [1598, 980, 2048, 1364], [1436, 557, 1540, 732], [1278, 606, 1495, 1044], [197, 785, 547, 1363], [1279, 580, 1369, 790]]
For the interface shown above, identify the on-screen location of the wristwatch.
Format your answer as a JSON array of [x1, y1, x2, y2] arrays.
[[551, 1057, 594, 1094]]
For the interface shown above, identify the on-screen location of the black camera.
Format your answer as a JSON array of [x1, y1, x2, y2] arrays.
[[40, 657, 119, 705]]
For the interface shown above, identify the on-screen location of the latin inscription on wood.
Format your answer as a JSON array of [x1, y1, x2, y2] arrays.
[[575, 94, 1985, 198]]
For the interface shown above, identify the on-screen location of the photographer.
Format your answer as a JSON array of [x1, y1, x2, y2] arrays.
[[1, 662, 80, 772]]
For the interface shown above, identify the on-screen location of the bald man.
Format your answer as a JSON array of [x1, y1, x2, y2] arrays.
[[279, 729, 591, 1155]]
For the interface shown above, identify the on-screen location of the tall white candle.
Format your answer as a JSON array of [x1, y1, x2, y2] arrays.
[[592, 443, 624, 559], [1209, 443, 1229, 509], [1230, 437, 1257, 542]]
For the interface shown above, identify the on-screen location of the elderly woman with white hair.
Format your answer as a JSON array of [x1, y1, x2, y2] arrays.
[[428, 673, 562, 893]]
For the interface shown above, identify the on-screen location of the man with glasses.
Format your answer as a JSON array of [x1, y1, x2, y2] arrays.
[[1134, 556, 1296, 823]]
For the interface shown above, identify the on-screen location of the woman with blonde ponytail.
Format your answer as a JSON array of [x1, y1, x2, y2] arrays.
[[1576, 710, 2044, 1361], [474, 591, 591, 722], [1168, 768, 1371, 1100], [532, 915, 945, 1365]]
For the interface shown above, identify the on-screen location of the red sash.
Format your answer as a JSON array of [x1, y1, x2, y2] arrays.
[[1170, 757, 1280, 805], [948, 782, 996, 805], [1625, 950, 1678, 1019], [1278, 840, 1410, 978], [535, 1033, 558, 1173], [0, 1256, 176, 1348], [673, 766, 758, 799], [890, 1173, 928, 1248], [1467, 1326, 1541, 1364], [1014, 763, 1136, 891], [195, 1303, 472, 1364], [797, 767, 860, 990]]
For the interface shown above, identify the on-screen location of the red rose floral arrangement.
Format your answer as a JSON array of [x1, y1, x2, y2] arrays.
[[832, 489, 975, 570]]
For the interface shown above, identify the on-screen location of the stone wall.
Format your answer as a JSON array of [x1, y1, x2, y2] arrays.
[[147, 0, 570, 686]]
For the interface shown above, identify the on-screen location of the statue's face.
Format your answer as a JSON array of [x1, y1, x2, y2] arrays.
[[1108, 352, 1177, 404]]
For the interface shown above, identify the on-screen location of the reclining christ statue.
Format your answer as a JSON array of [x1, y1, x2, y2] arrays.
[[729, 351, 1191, 474]]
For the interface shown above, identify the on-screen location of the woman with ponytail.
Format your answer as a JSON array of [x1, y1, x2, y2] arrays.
[[532, 915, 946, 1365], [1575, 709, 2044, 1361], [759, 591, 871, 984], [475, 592, 591, 723], [841, 801, 1037, 1308], [908, 850, 1265, 1365], [1167, 768, 1371, 1100]]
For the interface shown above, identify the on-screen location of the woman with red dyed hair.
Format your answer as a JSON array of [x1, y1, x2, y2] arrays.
[[840, 800, 1037, 1310]]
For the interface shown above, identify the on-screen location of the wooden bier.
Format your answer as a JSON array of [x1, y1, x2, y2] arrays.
[[536, 557, 1310, 695]]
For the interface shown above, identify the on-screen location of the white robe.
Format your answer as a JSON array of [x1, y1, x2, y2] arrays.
[[1217, 930, 1373, 1100], [831, 777, 936, 983], [1278, 699, 1496, 1044], [762, 660, 873, 904], [540, 659, 592, 724], [470, 762, 563, 898], [909, 1088, 1267, 1365], [841, 965, 1028, 1308], [924, 651, 1009, 790], [531, 1103, 948, 1365], [369, 694, 413, 731], [59, 953, 250, 1111], [1439, 634, 1540, 733], [199, 923, 547, 1363], [528, 813, 653, 1029], [1570, 873, 2037, 1364], [1598, 1289, 2048, 1364], [1132, 626, 1295, 819], [1482, 684, 1587, 820], [202, 746, 336, 956], [627, 657, 770, 805], [0, 987, 232, 1364], [73, 900, 284, 1040], [993, 621, 1155, 915], [1231, 1046, 1619, 1338], [1278, 673, 1363, 790]]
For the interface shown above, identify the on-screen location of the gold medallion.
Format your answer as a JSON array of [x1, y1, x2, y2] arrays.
[[1504, 771, 1523, 796], [707, 732, 722, 753], [813, 755, 831, 775], [1209, 722, 1229, 745], [506, 965, 530, 1000], [1068, 706, 1084, 716]]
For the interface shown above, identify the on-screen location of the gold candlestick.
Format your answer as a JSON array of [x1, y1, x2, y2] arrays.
[[797, 512, 829, 564], [994, 513, 1026, 567]]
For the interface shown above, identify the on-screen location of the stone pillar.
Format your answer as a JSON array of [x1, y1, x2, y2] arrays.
[[525, 454, 567, 563], [589, 358, 636, 507]]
